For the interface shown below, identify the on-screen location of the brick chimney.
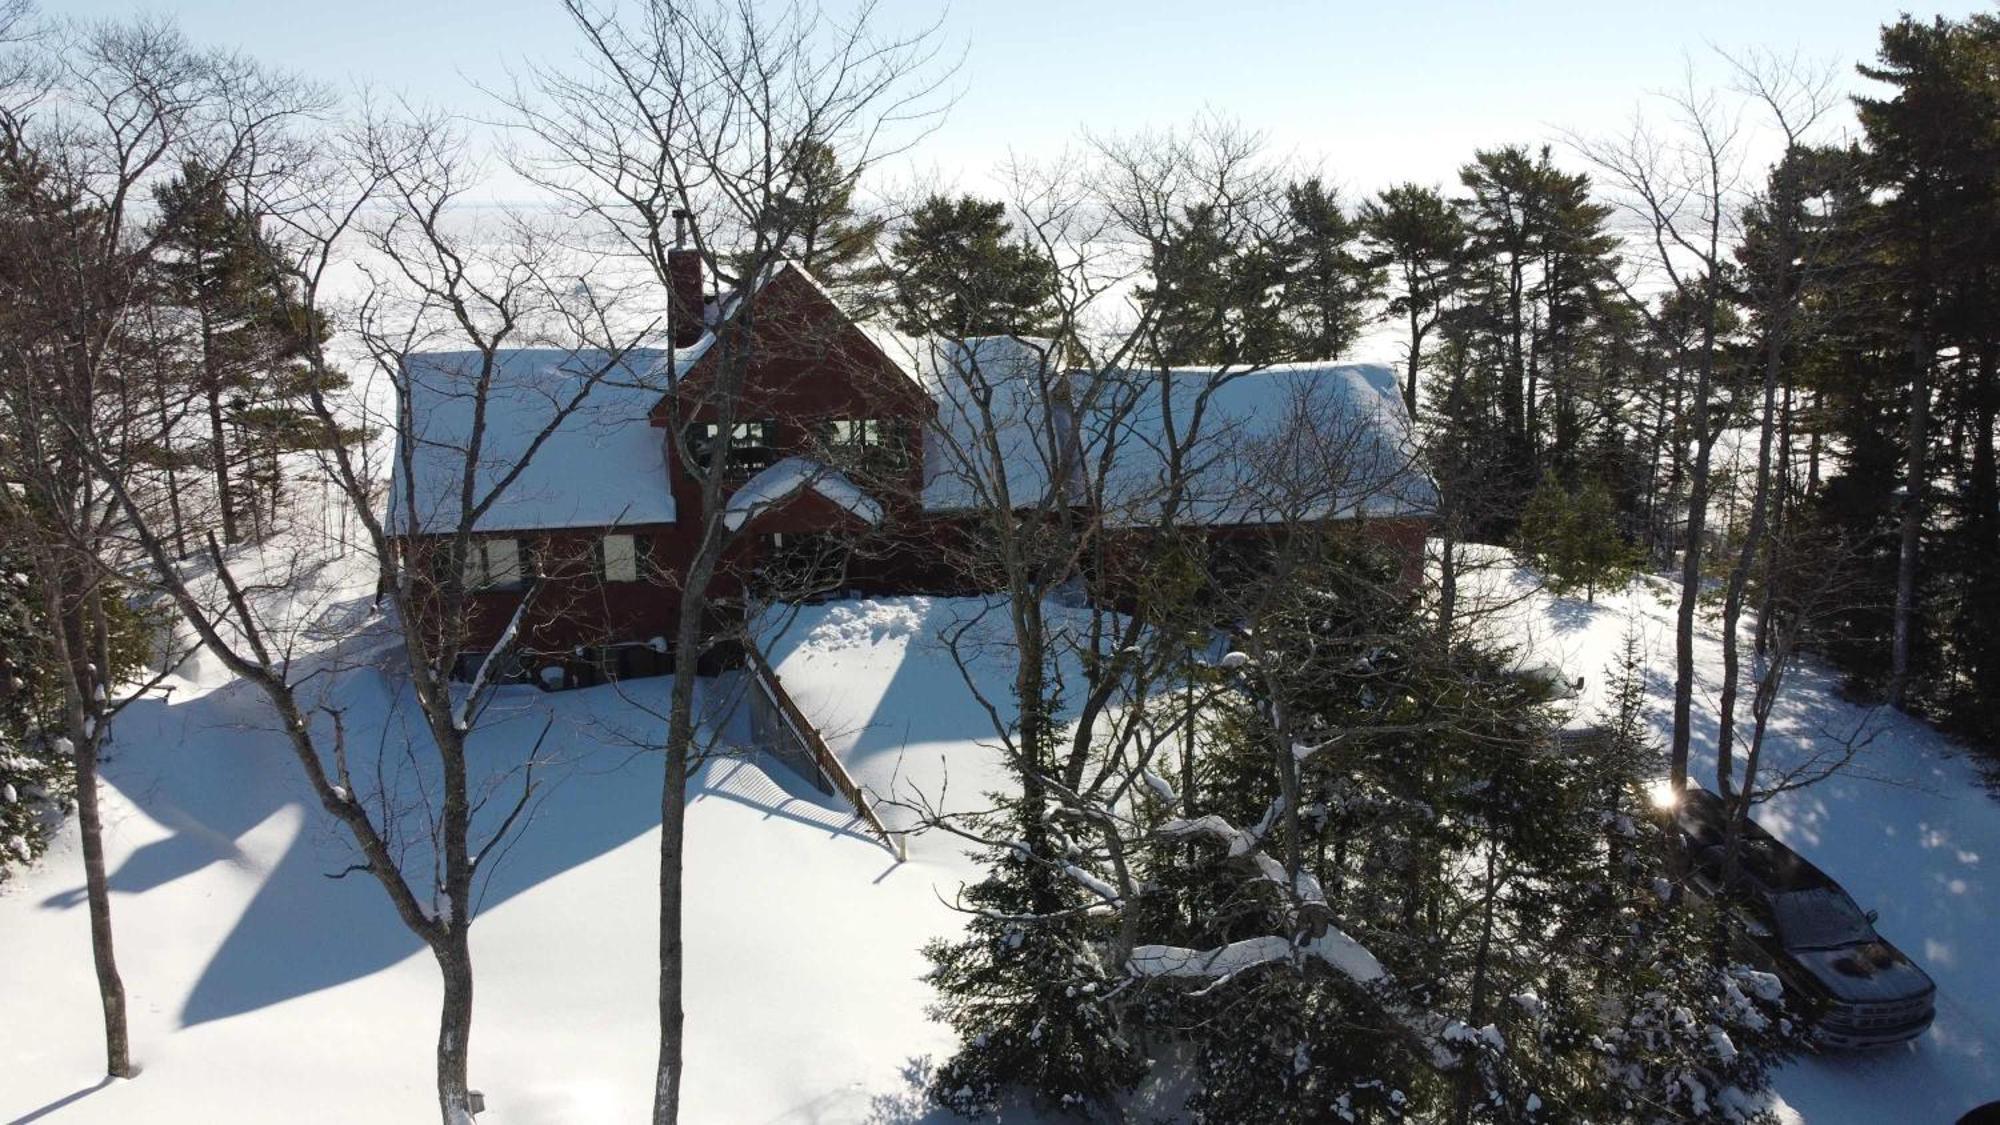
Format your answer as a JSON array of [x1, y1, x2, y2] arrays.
[[668, 208, 704, 348]]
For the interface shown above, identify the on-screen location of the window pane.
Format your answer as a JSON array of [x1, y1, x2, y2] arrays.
[[603, 534, 639, 583], [460, 543, 483, 589], [487, 539, 522, 586]]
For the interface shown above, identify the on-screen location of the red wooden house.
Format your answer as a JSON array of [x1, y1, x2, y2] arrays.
[[388, 250, 1435, 684]]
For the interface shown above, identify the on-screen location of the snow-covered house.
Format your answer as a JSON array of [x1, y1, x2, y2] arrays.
[[387, 250, 1433, 682]]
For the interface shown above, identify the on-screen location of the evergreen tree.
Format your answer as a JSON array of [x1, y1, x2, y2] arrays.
[[1116, 546, 1794, 1122], [1276, 177, 1382, 361], [0, 555, 155, 885], [151, 161, 344, 544], [1139, 201, 1288, 367], [1532, 167, 1619, 482], [0, 557, 66, 882], [887, 194, 1056, 338], [745, 141, 888, 313], [1840, 14, 2000, 731], [1453, 146, 1621, 492], [1361, 183, 1468, 417], [922, 674, 1146, 1118], [1518, 472, 1640, 601], [1457, 146, 1546, 476]]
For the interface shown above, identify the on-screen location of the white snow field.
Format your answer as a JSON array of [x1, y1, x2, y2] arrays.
[[0, 531, 996, 1123], [1452, 545, 2000, 1123], [4, 537, 1998, 1122]]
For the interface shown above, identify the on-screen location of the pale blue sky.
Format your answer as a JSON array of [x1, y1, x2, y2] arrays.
[[56, 0, 1996, 196]]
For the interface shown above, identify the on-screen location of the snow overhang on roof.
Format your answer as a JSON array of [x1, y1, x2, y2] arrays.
[[722, 456, 883, 531], [386, 347, 683, 535]]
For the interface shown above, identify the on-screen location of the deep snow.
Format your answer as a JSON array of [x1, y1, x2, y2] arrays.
[[3, 535, 1997, 1122], [1452, 545, 2000, 1123]]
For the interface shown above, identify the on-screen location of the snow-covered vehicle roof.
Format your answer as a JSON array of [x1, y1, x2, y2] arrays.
[[386, 347, 690, 535]]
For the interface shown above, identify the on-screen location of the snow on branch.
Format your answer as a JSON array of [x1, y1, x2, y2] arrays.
[[1128, 926, 1386, 989], [454, 591, 534, 731], [1160, 795, 1284, 858]]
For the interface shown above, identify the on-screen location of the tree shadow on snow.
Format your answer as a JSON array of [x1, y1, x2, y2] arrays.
[[36, 622, 863, 1028]]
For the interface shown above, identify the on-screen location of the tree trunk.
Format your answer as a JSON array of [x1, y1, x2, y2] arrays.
[[1670, 348, 1717, 799], [154, 379, 190, 560], [1718, 294, 1787, 798], [1959, 344, 1997, 695], [1451, 846, 1502, 1125], [49, 579, 132, 1081], [206, 381, 237, 547], [72, 732, 132, 1080], [1505, 257, 1527, 470], [652, 550, 711, 1125], [1888, 323, 1930, 709], [1404, 306, 1423, 418], [653, 648, 694, 1125], [434, 932, 474, 1123]]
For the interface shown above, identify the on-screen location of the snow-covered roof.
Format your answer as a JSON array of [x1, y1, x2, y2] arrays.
[[1085, 361, 1435, 528], [903, 334, 1078, 513], [387, 347, 692, 535], [722, 456, 883, 531]]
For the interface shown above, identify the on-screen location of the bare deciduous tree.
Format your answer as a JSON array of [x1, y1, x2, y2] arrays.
[[507, 3, 950, 1117]]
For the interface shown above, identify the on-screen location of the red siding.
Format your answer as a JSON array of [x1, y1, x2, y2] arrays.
[[401, 266, 1433, 663]]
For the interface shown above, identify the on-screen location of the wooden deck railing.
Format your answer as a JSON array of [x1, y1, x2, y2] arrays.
[[744, 645, 906, 861]]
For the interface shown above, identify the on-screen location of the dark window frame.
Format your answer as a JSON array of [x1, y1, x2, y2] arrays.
[[684, 420, 779, 473]]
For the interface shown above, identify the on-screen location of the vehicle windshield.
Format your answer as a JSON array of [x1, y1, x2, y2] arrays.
[[1771, 887, 1874, 949]]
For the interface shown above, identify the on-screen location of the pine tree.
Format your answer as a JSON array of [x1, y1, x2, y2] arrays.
[[1139, 201, 1288, 367], [151, 161, 344, 543], [1276, 177, 1382, 361], [922, 676, 1145, 1118], [1843, 14, 2000, 729], [745, 141, 888, 314], [887, 194, 1056, 338], [1518, 472, 1639, 601], [0, 557, 66, 882], [1361, 183, 1468, 417]]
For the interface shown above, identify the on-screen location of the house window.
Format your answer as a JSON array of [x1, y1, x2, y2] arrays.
[[824, 417, 906, 474], [599, 533, 647, 583], [684, 420, 778, 473], [461, 538, 523, 590]]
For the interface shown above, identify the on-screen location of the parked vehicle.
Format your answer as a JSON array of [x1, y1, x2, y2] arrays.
[[1672, 787, 1936, 1050]]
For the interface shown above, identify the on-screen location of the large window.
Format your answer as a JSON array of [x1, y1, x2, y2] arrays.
[[823, 417, 907, 475], [684, 420, 778, 473], [460, 538, 524, 590]]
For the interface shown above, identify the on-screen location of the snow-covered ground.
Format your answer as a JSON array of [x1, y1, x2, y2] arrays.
[[0, 528, 1000, 1122], [1453, 545, 2000, 1123], [4, 535, 1997, 1122]]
